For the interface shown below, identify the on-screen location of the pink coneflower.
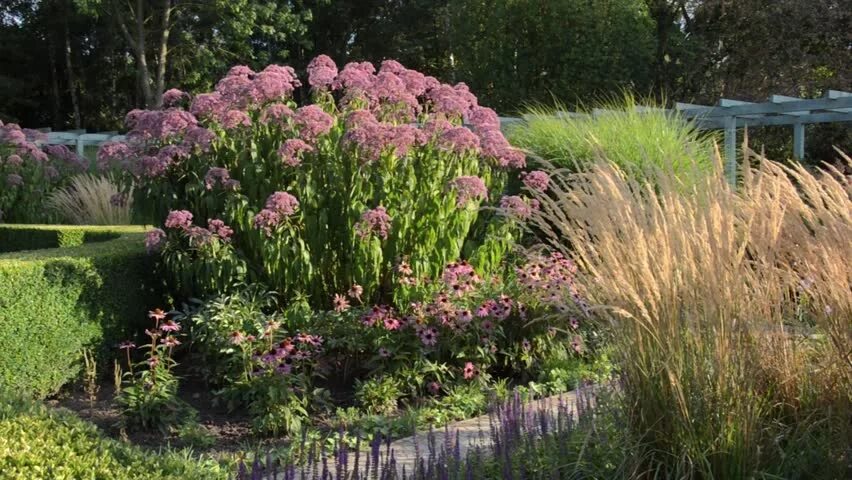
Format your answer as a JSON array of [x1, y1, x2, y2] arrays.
[[147, 356, 160, 368], [522, 339, 531, 351], [383, 316, 401, 331], [161, 336, 181, 348], [118, 341, 136, 350], [348, 284, 363, 302], [571, 335, 584, 353], [148, 309, 167, 322], [428, 381, 442, 395], [333, 294, 350, 312], [160, 320, 181, 333], [230, 331, 247, 345], [457, 309, 473, 324], [378, 347, 391, 358], [397, 261, 413, 276], [463, 362, 477, 380], [419, 327, 438, 347], [481, 319, 494, 332], [569, 317, 580, 330]]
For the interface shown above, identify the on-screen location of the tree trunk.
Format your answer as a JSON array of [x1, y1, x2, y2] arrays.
[[63, 2, 82, 129], [135, 0, 154, 107], [153, 0, 172, 108], [48, 33, 62, 130]]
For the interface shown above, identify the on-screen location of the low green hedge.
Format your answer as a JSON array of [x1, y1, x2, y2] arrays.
[[0, 226, 160, 397], [0, 390, 229, 479], [0, 224, 146, 253]]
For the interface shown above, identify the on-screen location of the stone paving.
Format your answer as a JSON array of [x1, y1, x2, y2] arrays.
[[273, 389, 581, 479]]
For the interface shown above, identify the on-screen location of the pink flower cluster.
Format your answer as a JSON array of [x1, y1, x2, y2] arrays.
[[253, 333, 324, 376], [449, 175, 488, 207], [499, 195, 540, 220], [161, 209, 234, 247], [442, 260, 481, 296], [293, 105, 334, 143], [204, 167, 240, 190], [278, 139, 314, 167], [253, 191, 300, 236], [361, 305, 401, 330], [355, 206, 392, 240], [343, 109, 420, 163], [516, 252, 587, 315], [307, 54, 338, 90], [520, 170, 550, 191]]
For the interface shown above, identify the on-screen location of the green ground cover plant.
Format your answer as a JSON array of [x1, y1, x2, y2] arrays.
[[0, 389, 228, 480]]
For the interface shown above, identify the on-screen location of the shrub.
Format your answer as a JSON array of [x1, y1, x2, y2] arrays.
[[0, 122, 89, 223], [102, 56, 527, 306], [46, 174, 134, 225], [0, 223, 143, 253], [525, 150, 852, 477], [507, 96, 717, 186], [0, 227, 159, 397], [0, 389, 228, 479]]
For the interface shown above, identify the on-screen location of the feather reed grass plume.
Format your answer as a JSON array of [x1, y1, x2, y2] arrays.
[[46, 174, 133, 225], [525, 147, 851, 478]]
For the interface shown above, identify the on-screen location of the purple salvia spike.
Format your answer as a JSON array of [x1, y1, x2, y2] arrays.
[[353, 435, 361, 480], [321, 455, 329, 480]]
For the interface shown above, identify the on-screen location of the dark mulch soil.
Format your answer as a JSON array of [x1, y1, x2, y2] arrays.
[[47, 375, 289, 456]]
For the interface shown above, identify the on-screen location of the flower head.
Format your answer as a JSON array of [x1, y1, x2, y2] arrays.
[[348, 284, 363, 302], [463, 362, 478, 380], [333, 293, 350, 312], [144, 228, 166, 254], [294, 105, 334, 143], [208, 219, 234, 242], [164, 210, 193, 230], [449, 176, 488, 207], [118, 341, 136, 350], [521, 170, 550, 192], [355, 206, 392, 240], [162, 88, 187, 107], [499, 195, 539, 220], [278, 139, 314, 167], [307, 54, 338, 89], [265, 191, 300, 215]]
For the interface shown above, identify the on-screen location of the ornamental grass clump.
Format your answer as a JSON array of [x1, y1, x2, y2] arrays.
[[524, 147, 852, 478], [104, 56, 528, 306], [0, 122, 89, 222], [507, 95, 716, 187]]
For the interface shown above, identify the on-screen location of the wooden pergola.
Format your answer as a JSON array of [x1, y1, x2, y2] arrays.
[[676, 90, 852, 183]]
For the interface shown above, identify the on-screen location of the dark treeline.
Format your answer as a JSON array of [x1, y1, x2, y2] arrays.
[[1, 0, 849, 158]]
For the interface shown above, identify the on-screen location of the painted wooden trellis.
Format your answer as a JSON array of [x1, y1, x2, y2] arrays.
[[36, 91, 852, 185]]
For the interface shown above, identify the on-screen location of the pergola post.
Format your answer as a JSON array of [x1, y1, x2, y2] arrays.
[[724, 116, 737, 185], [793, 122, 805, 160]]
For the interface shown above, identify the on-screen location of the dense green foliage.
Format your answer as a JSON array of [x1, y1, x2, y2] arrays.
[[0, 389, 228, 479], [0, 229, 158, 397], [2, 0, 846, 161]]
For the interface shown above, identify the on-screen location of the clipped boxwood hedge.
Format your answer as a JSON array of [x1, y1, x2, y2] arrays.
[[0, 224, 146, 253], [0, 225, 160, 397]]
